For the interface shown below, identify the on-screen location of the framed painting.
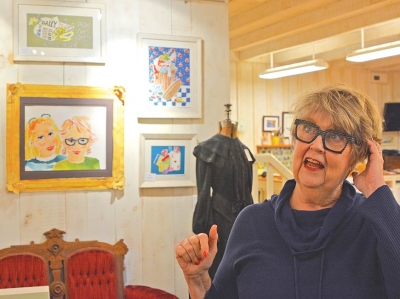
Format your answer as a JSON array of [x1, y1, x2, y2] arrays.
[[6, 83, 125, 193], [139, 134, 197, 188], [137, 33, 202, 118], [262, 116, 280, 132], [381, 131, 399, 150], [282, 111, 294, 139], [13, 0, 106, 63]]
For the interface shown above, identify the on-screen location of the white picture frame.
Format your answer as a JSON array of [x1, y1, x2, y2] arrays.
[[137, 33, 202, 119], [139, 134, 197, 188], [282, 111, 294, 139], [13, 0, 106, 63]]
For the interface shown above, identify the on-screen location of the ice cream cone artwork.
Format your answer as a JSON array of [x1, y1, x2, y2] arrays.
[[163, 79, 182, 100], [152, 50, 182, 100], [160, 68, 177, 92]]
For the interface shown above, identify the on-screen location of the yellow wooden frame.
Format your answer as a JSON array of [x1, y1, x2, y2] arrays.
[[6, 83, 125, 193]]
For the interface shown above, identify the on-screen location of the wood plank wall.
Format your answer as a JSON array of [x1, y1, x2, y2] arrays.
[[1, 0, 400, 297], [0, 1, 229, 298], [230, 60, 400, 152]]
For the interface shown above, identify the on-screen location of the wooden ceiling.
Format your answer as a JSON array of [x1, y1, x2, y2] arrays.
[[228, 0, 400, 71]]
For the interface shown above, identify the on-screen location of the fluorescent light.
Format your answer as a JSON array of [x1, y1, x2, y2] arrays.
[[346, 40, 400, 62], [259, 59, 329, 79]]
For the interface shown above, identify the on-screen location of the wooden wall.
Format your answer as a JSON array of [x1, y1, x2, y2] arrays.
[[230, 60, 400, 151], [0, 1, 229, 298], [1, 1, 400, 297]]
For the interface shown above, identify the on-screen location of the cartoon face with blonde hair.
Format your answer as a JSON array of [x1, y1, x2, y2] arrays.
[[25, 114, 66, 171], [25, 114, 62, 159]]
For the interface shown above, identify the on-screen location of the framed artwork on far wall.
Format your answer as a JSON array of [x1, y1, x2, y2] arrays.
[[13, 0, 106, 63], [381, 131, 398, 150], [137, 33, 202, 119], [262, 116, 280, 132], [282, 111, 294, 139], [6, 83, 125, 193], [139, 134, 197, 188]]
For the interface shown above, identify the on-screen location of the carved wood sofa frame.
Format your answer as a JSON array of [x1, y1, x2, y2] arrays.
[[0, 228, 127, 299]]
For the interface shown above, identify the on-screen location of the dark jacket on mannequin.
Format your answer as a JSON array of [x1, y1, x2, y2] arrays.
[[192, 133, 255, 279]]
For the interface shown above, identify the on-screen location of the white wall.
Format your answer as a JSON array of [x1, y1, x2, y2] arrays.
[[0, 1, 229, 298]]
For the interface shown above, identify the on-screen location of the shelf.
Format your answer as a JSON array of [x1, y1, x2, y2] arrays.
[[257, 144, 292, 150]]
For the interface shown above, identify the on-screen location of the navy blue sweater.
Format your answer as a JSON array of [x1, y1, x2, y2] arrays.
[[206, 180, 400, 299]]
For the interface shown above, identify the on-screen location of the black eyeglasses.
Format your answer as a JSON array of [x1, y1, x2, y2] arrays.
[[294, 119, 358, 154], [65, 138, 89, 146]]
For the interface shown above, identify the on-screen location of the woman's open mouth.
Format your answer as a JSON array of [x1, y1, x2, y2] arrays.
[[304, 158, 324, 169]]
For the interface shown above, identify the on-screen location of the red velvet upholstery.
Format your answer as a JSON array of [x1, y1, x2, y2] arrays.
[[0, 255, 47, 289], [66, 250, 118, 299], [125, 285, 179, 299], [0, 229, 178, 299]]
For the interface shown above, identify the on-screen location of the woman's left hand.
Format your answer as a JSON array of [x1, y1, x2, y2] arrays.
[[352, 140, 386, 198]]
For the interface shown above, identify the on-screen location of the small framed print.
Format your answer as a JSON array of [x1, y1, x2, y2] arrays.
[[381, 131, 398, 150], [137, 33, 202, 118], [282, 111, 294, 138], [262, 116, 280, 132], [139, 134, 196, 188]]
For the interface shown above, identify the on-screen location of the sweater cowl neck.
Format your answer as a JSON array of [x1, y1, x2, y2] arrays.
[[270, 179, 359, 255]]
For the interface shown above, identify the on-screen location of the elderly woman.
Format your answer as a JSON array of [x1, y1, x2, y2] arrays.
[[175, 83, 400, 299]]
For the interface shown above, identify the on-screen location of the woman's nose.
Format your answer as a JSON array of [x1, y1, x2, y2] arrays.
[[309, 135, 325, 152]]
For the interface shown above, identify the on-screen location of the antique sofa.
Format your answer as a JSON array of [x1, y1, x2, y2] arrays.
[[0, 228, 178, 299]]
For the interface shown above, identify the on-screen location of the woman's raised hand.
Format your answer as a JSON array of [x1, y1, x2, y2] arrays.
[[175, 225, 218, 277], [352, 139, 386, 198]]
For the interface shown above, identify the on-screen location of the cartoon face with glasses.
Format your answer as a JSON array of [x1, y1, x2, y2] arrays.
[[53, 116, 100, 170], [25, 114, 67, 171]]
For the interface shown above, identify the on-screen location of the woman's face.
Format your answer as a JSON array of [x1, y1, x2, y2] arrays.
[[33, 121, 57, 158], [292, 113, 354, 199], [63, 125, 91, 163]]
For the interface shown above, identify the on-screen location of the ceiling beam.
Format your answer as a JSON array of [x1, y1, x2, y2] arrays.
[[228, 0, 273, 18], [229, 0, 336, 38], [236, 1, 400, 61]]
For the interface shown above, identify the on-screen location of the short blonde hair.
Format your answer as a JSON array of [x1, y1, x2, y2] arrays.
[[59, 116, 97, 154], [60, 116, 97, 143], [290, 83, 383, 166], [25, 115, 62, 160]]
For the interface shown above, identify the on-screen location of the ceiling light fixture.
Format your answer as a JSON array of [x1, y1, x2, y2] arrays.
[[259, 52, 329, 79], [346, 29, 400, 62]]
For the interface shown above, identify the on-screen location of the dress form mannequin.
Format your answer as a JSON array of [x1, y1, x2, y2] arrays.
[[192, 103, 254, 280], [219, 104, 238, 138]]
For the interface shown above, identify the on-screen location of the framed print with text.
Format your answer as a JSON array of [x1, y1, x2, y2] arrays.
[[137, 33, 202, 118], [139, 134, 196, 188], [6, 83, 125, 193], [13, 0, 106, 63]]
